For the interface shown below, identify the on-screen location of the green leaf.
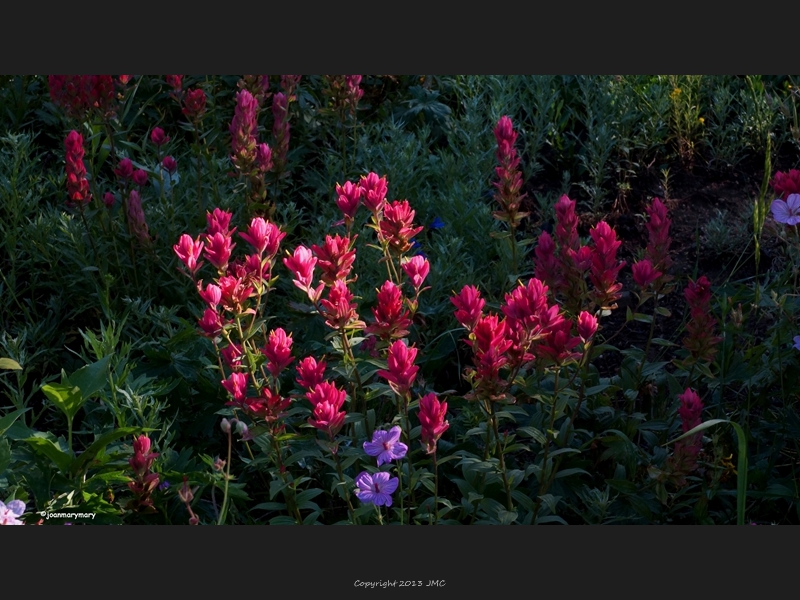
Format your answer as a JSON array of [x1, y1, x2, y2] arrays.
[[0, 407, 29, 437], [496, 507, 518, 525], [0, 438, 11, 474], [0, 358, 22, 370], [65, 355, 112, 400], [605, 479, 638, 494], [24, 436, 73, 473], [535, 515, 568, 525], [41, 382, 83, 422], [269, 515, 298, 525], [69, 426, 145, 479], [295, 488, 324, 504], [554, 467, 589, 479], [665, 418, 748, 525], [664, 419, 729, 445], [584, 383, 612, 396], [252, 502, 286, 512], [517, 426, 547, 445]]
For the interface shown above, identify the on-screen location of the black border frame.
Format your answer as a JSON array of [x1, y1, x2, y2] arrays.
[[4, 4, 795, 597]]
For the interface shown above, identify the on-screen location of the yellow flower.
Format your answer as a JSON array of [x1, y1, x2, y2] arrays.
[[699, 117, 705, 124]]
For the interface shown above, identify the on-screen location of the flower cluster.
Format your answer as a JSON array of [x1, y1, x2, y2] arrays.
[[306, 381, 347, 439], [377, 339, 419, 398], [418, 393, 449, 454], [771, 169, 800, 199], [380, 200, 425, 255], [238, 75, 271, 107], [272, 92, 291, 174], [127, 435, 160, 512], [355, 426, 406, 507], [453, 276, 592, 402], [644, 198, 673, 277], [280, 75, 302, 103], [492, 115, 528, 227], [49, 75, 118, 121], [670, 388, 705, 479], [64, 130, 91, 208], [682, 276, 722, 364], [176, 210, 291, 432], [325, 75, 364, 116], [533, 195, 625, 314], [127, 189, 151, 246], [230, 89, 273, 206], [182, 88, 207, 123], [633, 198, 673, 293], [366, 281, 412, 341]]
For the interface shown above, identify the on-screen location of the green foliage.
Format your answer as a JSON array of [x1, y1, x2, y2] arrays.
[[0, 74, 798, 525]]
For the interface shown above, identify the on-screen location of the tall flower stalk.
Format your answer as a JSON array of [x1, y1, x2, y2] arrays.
[[493, 115, 528, 274]]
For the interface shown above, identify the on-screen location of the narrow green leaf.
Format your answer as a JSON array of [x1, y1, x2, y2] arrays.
[[0, 358, 22, 370], [0, 407, 29, 437], [665, 418, 748, 525], [24, 437, 73, 473], [64, 356, 112, 401], [69, 426, 145, 478], [0, 438, 11, 474]]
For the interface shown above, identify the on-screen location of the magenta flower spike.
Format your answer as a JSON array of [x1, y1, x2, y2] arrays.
[[150, 127, 169, 147], [418, 393, 449, 455], [363, 426, 408, 466], [577, 311, 598, 342], [296, 356, 327, 390], [401, 255, 430, 290]]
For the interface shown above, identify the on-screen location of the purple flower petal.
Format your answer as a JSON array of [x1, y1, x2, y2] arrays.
[[355, 490, 379, 504], [793, 335, 800, 351], [380, 475, 399, 496], [363, 427, 408, 466], [6, 500, 25, 516], [354, 471, 398, 506], [772, 199, 790, 224], [787, 193, 800, 212]]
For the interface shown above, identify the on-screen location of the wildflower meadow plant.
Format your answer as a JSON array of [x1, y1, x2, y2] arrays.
[[10, 75, 798, 528]]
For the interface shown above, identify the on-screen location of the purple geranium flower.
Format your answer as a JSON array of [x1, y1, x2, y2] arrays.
[[363, 426, 408, 466], [793, 335, 800, 351], [771, 194, 800, 226], [354, 471, 399, 507], [0, 499, 25, 525]]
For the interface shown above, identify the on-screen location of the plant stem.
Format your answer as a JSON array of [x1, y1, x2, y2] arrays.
[[193, 123, 204, 222], [433, 451, 439, 525], [217, 427, 233, 525], [533, 368, 561, 523], [271, 434, 303, 525], [489, 400, 514, 512], [332, 447, 358, 524]]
